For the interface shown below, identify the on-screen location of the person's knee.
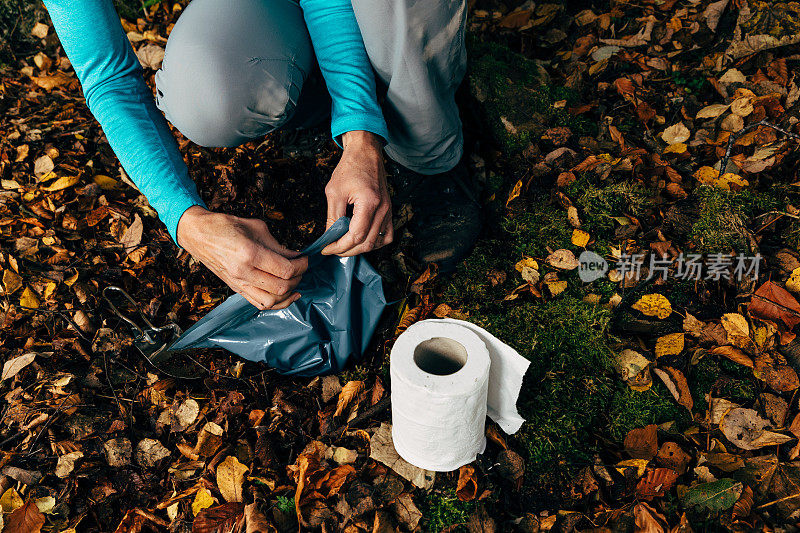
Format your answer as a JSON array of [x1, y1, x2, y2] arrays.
[[154, 0, 310, 147]]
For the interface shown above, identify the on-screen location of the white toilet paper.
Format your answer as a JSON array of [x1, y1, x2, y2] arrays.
[[390, 318, 531, 471]]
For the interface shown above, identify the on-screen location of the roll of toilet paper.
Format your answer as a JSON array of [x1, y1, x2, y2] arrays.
[[390, 319, 531, 472]]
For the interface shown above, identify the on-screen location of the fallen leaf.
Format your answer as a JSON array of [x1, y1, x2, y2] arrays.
[[4, 500, 45, 533], [654, 333, 684, 358], [750, 281, 800, 328], [456, 464, 478, 501], [632, 294, 672, 319], [55, 451, 83, 478], [636, 468, 679, 501], [2, 352, 36, 381], [33, 155, 54, 178], [546, 249, 579, 270], [681, 478, 743, 511], [30, 22, 49, 39], [136, 438, 171, 468], [711, 345, 754, 368], [369, 423, 435, 489], [696, 103, 730, 118], [721, 313, 750, 339], [624, 425, 658, 460], [216, 456, 249, 503], [661, 122, 690, 145], [334, 380, 364, 417], [119, 213, 143, 250], [20, 286, 40, 309], [40, 175, 80, 192], [571, 229, 590, 247], [192, 488, 215, 516], [653, 367, 693, 411], [720, 408, 794, 450]]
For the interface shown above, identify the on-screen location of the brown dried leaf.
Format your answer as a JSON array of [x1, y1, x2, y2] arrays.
[[624, 424, 658, 460], [334, 381, 364, 417], [750, 281, 800, 329], [456, 464, 478, 501]]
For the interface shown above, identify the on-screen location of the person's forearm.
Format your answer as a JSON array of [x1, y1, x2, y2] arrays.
[[44, 0, 205, 242], [299, 0, 389, 145]]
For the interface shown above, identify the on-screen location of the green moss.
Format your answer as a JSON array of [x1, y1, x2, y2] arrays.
[[607, 384, 688, 442], [501, 196, 574, 258], [689, 187, 749, 253], [467, 38, 595, 154], [513, 298, 618, 484], [420, 490, 474, 532], [571, 180, 654, 238]]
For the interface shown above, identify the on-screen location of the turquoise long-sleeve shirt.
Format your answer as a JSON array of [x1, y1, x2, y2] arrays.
[[43, 0, 388, 243]]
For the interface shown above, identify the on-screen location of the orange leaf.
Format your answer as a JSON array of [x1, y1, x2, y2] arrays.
[[334, 381, 364, 417], [711, 346, 754, 368], [456, 465, 478, 501]]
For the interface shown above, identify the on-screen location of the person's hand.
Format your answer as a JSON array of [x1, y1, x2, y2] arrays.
[[177, 206, 308, 310], [322, 130, 393, 256]]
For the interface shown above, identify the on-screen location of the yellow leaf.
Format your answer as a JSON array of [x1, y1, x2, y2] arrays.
[[64, 270, 79, 287], [546, 279, 568, 296], [655, 333, 684, 357], [0, 488, 23, 513], [514, 256, 539, 272], [216, 456, 249, 503], [632, 294, 672, 319], [93, 174, 121, 190], [721, 313, 749, 339], [40, 175, 80, 192], [506, 179, 523, 207], [616, 458, 649, 477], [717, 172, 748, 190], [663, 142, 687, 154], [20, 286, 40, 309], [571, 229, 590, 247], [694, 166, 720, 186], [42, 282, 57, 301], [192, 487, 215, 516], [787, 267, 800, 293], [335, 381, 364, 417]]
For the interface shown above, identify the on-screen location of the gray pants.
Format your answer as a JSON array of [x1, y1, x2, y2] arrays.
[[155, 0, 467, 175]]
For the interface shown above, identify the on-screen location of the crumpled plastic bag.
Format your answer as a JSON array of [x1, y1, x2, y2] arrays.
[[165, 217, 388, 376]]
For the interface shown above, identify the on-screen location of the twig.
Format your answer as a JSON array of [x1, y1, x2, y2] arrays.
[[720, 119, 800, 175], [756, 490, 800, 510]]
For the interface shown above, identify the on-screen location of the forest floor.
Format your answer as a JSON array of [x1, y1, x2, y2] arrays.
[[2, 0, 800, 531]]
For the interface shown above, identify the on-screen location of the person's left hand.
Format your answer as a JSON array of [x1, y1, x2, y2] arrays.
[[322, 130, 393, 256]]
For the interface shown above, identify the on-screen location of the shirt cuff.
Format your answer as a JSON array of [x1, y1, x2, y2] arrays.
[[158, 189, 208, 246], [331, 114, 390, 149]]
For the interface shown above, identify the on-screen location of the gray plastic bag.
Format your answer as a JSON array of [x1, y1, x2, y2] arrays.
[[165, 217, 389, 376]]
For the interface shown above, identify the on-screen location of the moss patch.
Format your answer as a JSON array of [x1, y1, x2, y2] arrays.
[[467, 39, 595, 155], [419, 490, 474, 532]]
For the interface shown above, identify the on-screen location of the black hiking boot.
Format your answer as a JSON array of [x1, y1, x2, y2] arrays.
[[387, 160, 482, 274]]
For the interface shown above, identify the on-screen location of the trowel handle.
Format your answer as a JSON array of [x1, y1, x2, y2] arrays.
[[102, 286, 157, 344]]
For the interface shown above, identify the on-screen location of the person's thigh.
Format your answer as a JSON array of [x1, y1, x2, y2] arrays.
[[351, 0, 468, 174], [155, 0, 315, 147]]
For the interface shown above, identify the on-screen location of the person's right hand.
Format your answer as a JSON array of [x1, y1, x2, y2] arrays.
[[176, 206, 308, 310]]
